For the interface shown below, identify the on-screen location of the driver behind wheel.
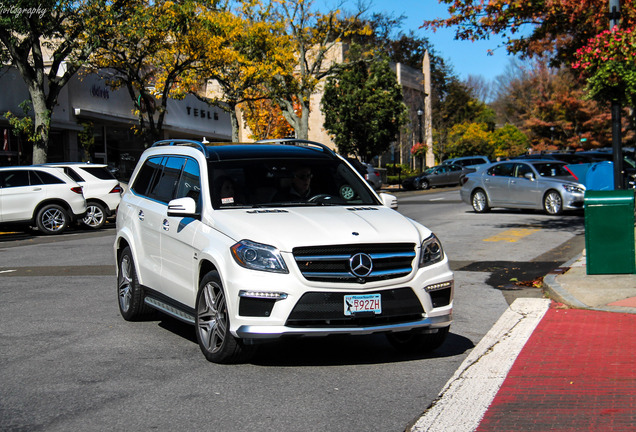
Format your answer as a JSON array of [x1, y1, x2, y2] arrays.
[[274, 165, 313, 202]]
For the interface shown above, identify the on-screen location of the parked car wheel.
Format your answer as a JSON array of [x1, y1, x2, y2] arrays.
[[35, 204, 68, 234], [471, 189, 490, 213], [386, 326, 450, 353], [117, 246, 151, 320], [543, 190, 563, 215], [83, 201, 107, 229], [420, 179, 430, 190], [196, 271, 254, 364]]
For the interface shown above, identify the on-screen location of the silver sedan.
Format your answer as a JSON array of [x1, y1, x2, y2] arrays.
[[460, 160, 586, 215]]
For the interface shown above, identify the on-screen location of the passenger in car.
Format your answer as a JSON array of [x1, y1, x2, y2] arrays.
[[214, 175, 240, 206]]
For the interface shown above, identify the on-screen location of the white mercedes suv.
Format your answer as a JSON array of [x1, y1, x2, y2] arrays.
[[115, 139, 454, 363], [0, 166, 87, 235]]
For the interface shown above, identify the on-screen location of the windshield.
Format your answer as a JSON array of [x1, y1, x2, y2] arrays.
[[532, 162, 572, 178], [208, 157, 380, 209]]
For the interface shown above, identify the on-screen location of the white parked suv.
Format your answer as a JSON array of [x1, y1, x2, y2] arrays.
[[0, 166, 87, 234], [115, 139, 454, 363], [42, 163, 123, 229]]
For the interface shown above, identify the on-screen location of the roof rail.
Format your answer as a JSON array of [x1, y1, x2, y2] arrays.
[[255, 138, 336, 155], [151, 139, 209, 157]]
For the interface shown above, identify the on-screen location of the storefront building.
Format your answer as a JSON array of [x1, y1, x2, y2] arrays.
[[0, 67, 231, 179]]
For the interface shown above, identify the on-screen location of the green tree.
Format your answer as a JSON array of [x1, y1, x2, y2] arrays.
[[195, 0, 293, 142], [492, 124, 528, 158], [0, 0, 105, 163], [269, 0, 368, 140], [321, 57, 408, 161], [86, 0, 213, 146], [445, 122, 496, 160]]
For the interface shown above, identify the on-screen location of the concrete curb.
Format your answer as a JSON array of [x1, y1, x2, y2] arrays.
[[407, 298, 551, 432], [542, 254, 589, 310]]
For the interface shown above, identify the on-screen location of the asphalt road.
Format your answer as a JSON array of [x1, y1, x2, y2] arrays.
[[0, 189, 585, 431]]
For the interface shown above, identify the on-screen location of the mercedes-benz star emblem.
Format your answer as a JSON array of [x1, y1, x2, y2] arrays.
[[349, 253, 373, 278]]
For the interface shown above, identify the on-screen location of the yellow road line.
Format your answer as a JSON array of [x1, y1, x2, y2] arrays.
[[483, 228, 541, 243]]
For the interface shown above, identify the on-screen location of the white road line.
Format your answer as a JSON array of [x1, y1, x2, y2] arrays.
[[0, 269, 17, 274], [409, 298, 551, 432]]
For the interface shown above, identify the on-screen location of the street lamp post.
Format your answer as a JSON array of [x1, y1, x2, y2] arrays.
[[609, 0, 624, 189]]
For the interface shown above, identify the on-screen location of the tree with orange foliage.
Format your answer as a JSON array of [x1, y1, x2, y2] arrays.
[[424, 0, 635, 67]]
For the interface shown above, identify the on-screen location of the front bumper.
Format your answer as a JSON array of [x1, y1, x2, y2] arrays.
[[236, 313, 452, 339]]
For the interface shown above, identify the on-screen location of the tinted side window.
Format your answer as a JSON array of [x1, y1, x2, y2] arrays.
[[0, 170, 29, 187], [515, 163, 533, 178], [131, 156, 163, 196], [32, 170, 65, 185], [148, 156, 185, 203], [63, 167, 84, 182], [83, 167, 116, 180], [487, 163, 515, 177], [175, 158, 201, 211]]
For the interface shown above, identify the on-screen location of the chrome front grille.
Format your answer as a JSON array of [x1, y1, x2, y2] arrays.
[[293, 243, 416, 283]]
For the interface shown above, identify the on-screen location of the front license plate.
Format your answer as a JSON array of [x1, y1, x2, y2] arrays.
[[344, 294, 381, 316]]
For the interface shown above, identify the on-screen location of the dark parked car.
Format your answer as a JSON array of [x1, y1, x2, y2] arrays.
[[402, 164, 466, 190]]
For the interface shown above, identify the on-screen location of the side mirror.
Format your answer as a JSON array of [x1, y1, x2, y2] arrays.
[[167, 197, 199, 218], [379, 192, 398, 210], [524, 173, 535, 181]]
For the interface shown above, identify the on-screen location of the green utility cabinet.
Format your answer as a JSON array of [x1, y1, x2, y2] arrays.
[[584, 190, 636, 275]]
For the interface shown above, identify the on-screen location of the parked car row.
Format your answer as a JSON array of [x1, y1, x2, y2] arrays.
[[346, 158, 383, 190], [0, 163, 122, 235]]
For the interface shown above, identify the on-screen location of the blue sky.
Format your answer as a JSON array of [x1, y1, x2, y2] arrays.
[[315, 0, 518, 83]]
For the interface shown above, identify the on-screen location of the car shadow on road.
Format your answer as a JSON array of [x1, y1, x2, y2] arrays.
[[249, 332, 474, 367], [155, 314, 474, 366]]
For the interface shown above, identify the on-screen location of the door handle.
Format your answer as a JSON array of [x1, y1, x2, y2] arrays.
[[162, 219, 169, 231], [32, 187, 42, 191], [138, 210, 145, 221]]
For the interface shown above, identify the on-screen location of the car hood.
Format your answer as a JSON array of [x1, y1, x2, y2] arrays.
[[209, 206, 429, 252]]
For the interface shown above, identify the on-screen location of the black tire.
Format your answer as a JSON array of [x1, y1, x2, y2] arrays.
[[420, 179, 430, 190], [386, 326, 450, 354], [83, 201, 107, 229], [35, 204, 68, 234], [117, 246, 151, 320], [471, 189, 490, 213], [195, 271, 255, 364], [543, 190, 563, 215]]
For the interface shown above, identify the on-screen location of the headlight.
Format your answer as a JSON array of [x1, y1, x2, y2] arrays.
[[563, 184, 585, 194], [419, 234, 444, 267], [231, 240, 288, 273]]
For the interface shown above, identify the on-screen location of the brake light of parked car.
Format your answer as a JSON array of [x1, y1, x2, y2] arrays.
[[110, 184, 124, 194], [71, 186, 83, 194]]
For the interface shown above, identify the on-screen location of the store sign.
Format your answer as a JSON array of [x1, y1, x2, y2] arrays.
[[186, 106, 218, 121], [90, 85, 110, 99]]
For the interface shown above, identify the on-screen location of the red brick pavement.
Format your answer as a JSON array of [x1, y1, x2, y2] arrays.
[[476, 303, 636, 432]]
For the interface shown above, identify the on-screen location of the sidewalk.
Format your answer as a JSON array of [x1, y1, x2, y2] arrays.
[[409, 253, 636, 432]]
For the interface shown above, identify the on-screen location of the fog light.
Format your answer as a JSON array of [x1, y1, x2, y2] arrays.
[[239, 290, 288, 300], [424, 281, 453, 292]]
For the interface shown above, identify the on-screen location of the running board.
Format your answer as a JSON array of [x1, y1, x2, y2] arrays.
[[145, 296, 196, 325]]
